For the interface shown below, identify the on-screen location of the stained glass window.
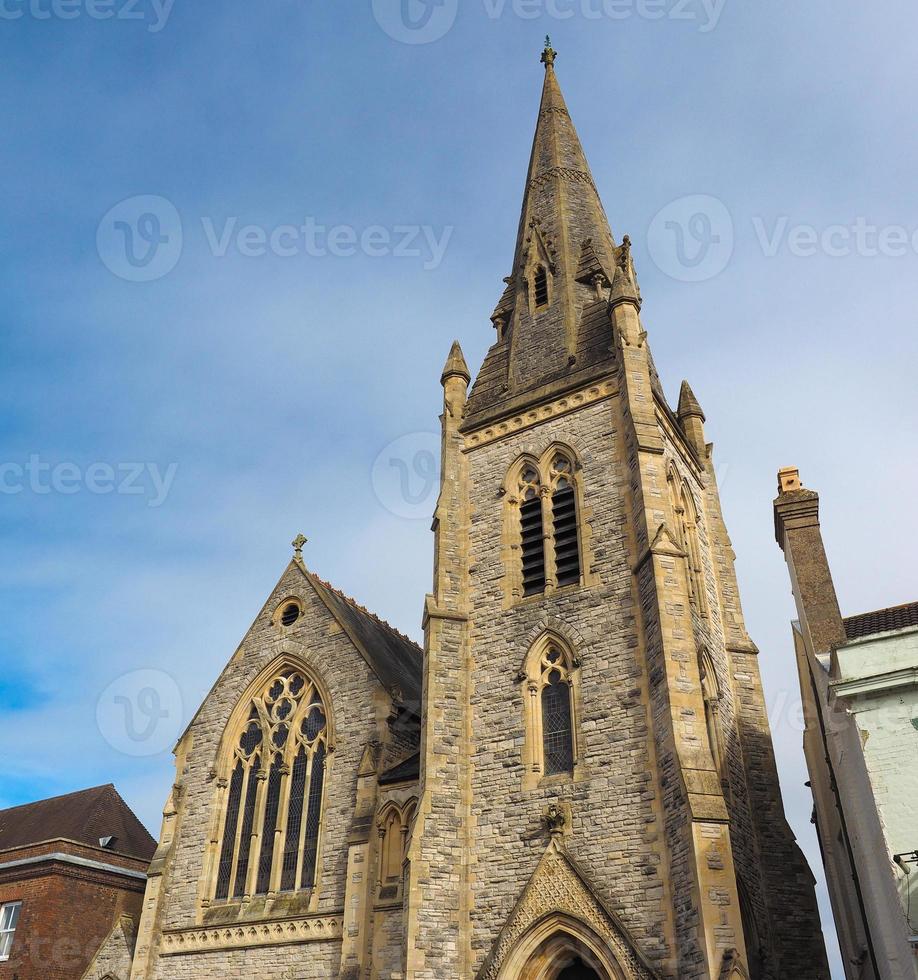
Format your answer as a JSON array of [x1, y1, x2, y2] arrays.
[[214, 669, 328, 902], [542, 668, 574, 776]]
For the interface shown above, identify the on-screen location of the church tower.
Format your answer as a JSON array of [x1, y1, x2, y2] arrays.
[[405, 42, 829, 980]]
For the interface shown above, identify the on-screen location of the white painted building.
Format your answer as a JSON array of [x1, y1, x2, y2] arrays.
[[775, 467, 918, 980]]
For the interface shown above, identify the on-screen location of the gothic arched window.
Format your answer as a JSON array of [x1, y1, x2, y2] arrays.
[[667, 468, 707, 617], [213, 668, 329, 902], [520, 637, 580, 787], [507, 449, 585, 602], [376, 799, 417, 901], [542, 666, 574, 776]]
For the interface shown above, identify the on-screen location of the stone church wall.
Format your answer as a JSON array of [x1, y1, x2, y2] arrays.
[[140, 563, 399, 979], [462, 397, 672, 974]]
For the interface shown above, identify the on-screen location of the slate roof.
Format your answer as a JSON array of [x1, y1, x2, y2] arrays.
[[844, 601, 918, 641], [306, 572, 423, 713], [0, 784, 156, 859], [379, 751, 421, 786]]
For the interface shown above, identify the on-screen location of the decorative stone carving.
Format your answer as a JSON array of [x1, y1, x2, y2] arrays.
[[543, 803, 566, 836], [477, 840, 661, 980], [159, 914, 343, 956]]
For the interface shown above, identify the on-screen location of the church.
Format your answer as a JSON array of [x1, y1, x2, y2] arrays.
[[110, 44, 831, 980]]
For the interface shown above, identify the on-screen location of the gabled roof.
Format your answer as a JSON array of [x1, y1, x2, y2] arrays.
[[0, 784, 155, 859], [844, 600, 918, 640], [303, 568, 422, 713]]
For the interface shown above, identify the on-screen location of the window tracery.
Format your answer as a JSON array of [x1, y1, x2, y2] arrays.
[[520, 636, 581, 787], [507, 448, 585, 601], [213, 667, 329, 903]]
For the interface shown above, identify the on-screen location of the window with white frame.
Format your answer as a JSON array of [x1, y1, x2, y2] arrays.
[[0, 901, 22, 961]]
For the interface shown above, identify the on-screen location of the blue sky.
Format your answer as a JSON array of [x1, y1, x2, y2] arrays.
[[3, 2, 918, 975]]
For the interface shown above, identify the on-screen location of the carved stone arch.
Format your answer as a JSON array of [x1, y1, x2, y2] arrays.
[[497, 912, 625, 980], [518, 621, 586, 676], [502, 451, 543, 497], [375, 798, 402, 830], [537, 439, 582, 472], [478, 841, 661, 980]]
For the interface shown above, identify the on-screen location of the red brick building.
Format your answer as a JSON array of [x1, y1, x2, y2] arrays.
[[0, 784, 155, 980]]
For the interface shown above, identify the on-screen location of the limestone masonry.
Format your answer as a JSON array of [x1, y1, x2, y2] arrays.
[[108, 44, 831, 980]]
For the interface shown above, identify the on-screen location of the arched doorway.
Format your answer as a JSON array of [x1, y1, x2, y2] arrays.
[[497, 915, 624, 980], [557, 957, 603, 979]]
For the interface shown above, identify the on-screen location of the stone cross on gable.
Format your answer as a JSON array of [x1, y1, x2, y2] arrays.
[[292, 534, 308, 560]]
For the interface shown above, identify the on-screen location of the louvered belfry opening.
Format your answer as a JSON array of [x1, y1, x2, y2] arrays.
[[534, 265, 549, 307], [214, 669, 328, 902], [519, 467, 546, 596], [552, 456, 580, 587]]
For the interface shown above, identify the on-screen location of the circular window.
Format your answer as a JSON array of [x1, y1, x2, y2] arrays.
[[279, 602, 300, 627]]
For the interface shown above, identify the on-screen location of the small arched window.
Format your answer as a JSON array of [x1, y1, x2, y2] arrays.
[[521, 639, 580, 786], [534, 266, 549, 307], [376, 799, 417, 900], [213, 668, 328, 902]]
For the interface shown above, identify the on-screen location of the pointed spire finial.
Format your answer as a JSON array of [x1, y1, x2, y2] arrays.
[[541, 36, 556, 68], [292, 533, 307, 561], [677, 380, 706, 422], [440, 339, 471, 386]]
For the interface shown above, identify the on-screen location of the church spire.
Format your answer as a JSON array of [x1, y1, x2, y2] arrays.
[[466, 41, 624, 421], [512, 39, 617, 281]]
